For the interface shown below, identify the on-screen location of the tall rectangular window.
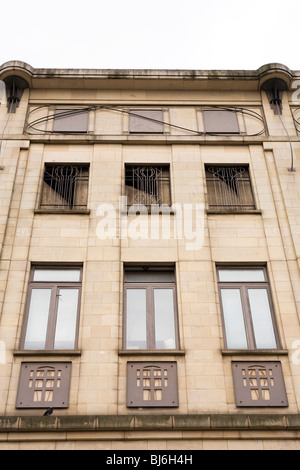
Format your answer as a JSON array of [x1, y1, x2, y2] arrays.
[[205, 164, 255, 211], [40, 163, 89, 211], [217, 267, 280, 350], [124, 267, 179, 350], [21, 267, 82, 351], [125, 164, 171, 207]]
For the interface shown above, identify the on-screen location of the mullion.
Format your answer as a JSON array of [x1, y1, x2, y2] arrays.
[[44, 284, 59, 350], [239, 285, 255, 349], [146, 286, 155, 350]]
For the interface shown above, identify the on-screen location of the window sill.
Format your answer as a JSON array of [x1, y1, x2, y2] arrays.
[[118, 349, 185, 356], [206, 209, 262, 215], [221, 349, 288, 356], [34, 209, 90, 215], [120, 208, 175, 216], [14, 350, 82, 356]]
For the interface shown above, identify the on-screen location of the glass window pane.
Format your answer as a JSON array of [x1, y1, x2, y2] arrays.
[[220, 289, 248, 349], [33, 269, 81, 282], [218, 269, 265, 282], [54, 289, 79, 349], [125, 270, 174, 282], [248, 289, 277, 348], [24, 289, 52, 349], [126, 289, 147, 349], [154, 289, 176, 349]]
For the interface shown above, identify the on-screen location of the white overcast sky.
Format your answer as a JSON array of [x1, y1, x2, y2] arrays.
[[1, 0, 299, 71]]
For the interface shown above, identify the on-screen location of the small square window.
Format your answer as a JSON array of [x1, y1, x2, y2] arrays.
[[53, 108, 89, 133], [129, 109, 164, 133], [203, 109, 239, 134], [127, 361, 178, 407], [205, 164, 255, 212], [16, 362, 72, 409], [40, 164, 89, 211], [125, 164, 171, 208], [232, 361, 288, 407]]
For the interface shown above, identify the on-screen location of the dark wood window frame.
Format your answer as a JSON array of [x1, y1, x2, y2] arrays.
[[20, 266, 82, 352], [217, 266, 281, 351], [123, 267, 180, 352]]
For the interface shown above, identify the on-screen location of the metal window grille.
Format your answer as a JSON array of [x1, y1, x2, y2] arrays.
[[127, 362, 178, 407], [16, 362, 72, 409], [205, 165, 255, 211], [40, 164, 89, 210], [231, 361, 288, 407], [125, 165, 171, 207]]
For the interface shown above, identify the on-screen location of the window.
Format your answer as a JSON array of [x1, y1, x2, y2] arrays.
[[127, 361, 179, 407], [16, 362, 72, 409], [53, 108, 89, 133], [203, 109, 239, 133], [129, 109, 164, 133], [231, 361, 288, 407], [21, 267, 82, 351], [218, 267, 280, 350], [123, 267, 179, 350], [205, 164, 255, 211], [40, 163, 89, 211], [125, 164, 171, 207]]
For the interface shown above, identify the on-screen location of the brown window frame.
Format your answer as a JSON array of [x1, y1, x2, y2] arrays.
[[20, 266, 82, 351], [123, 267, 180, 351], [217, 266, 281, 350]]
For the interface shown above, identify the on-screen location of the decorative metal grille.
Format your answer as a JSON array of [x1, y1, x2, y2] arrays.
[[16, 362, 72, 409], [127, 362, 178, 407], [125, 165, 170, 207], [40, 164, 89, 210], [205, 165, 255, 211], [231, 361, 288, 407]]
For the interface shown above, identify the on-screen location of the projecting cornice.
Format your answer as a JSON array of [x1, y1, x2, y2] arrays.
[[0, 61, 298, 91]]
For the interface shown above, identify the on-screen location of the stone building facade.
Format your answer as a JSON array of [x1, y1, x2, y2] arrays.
[[0, 61, 300, 450]]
